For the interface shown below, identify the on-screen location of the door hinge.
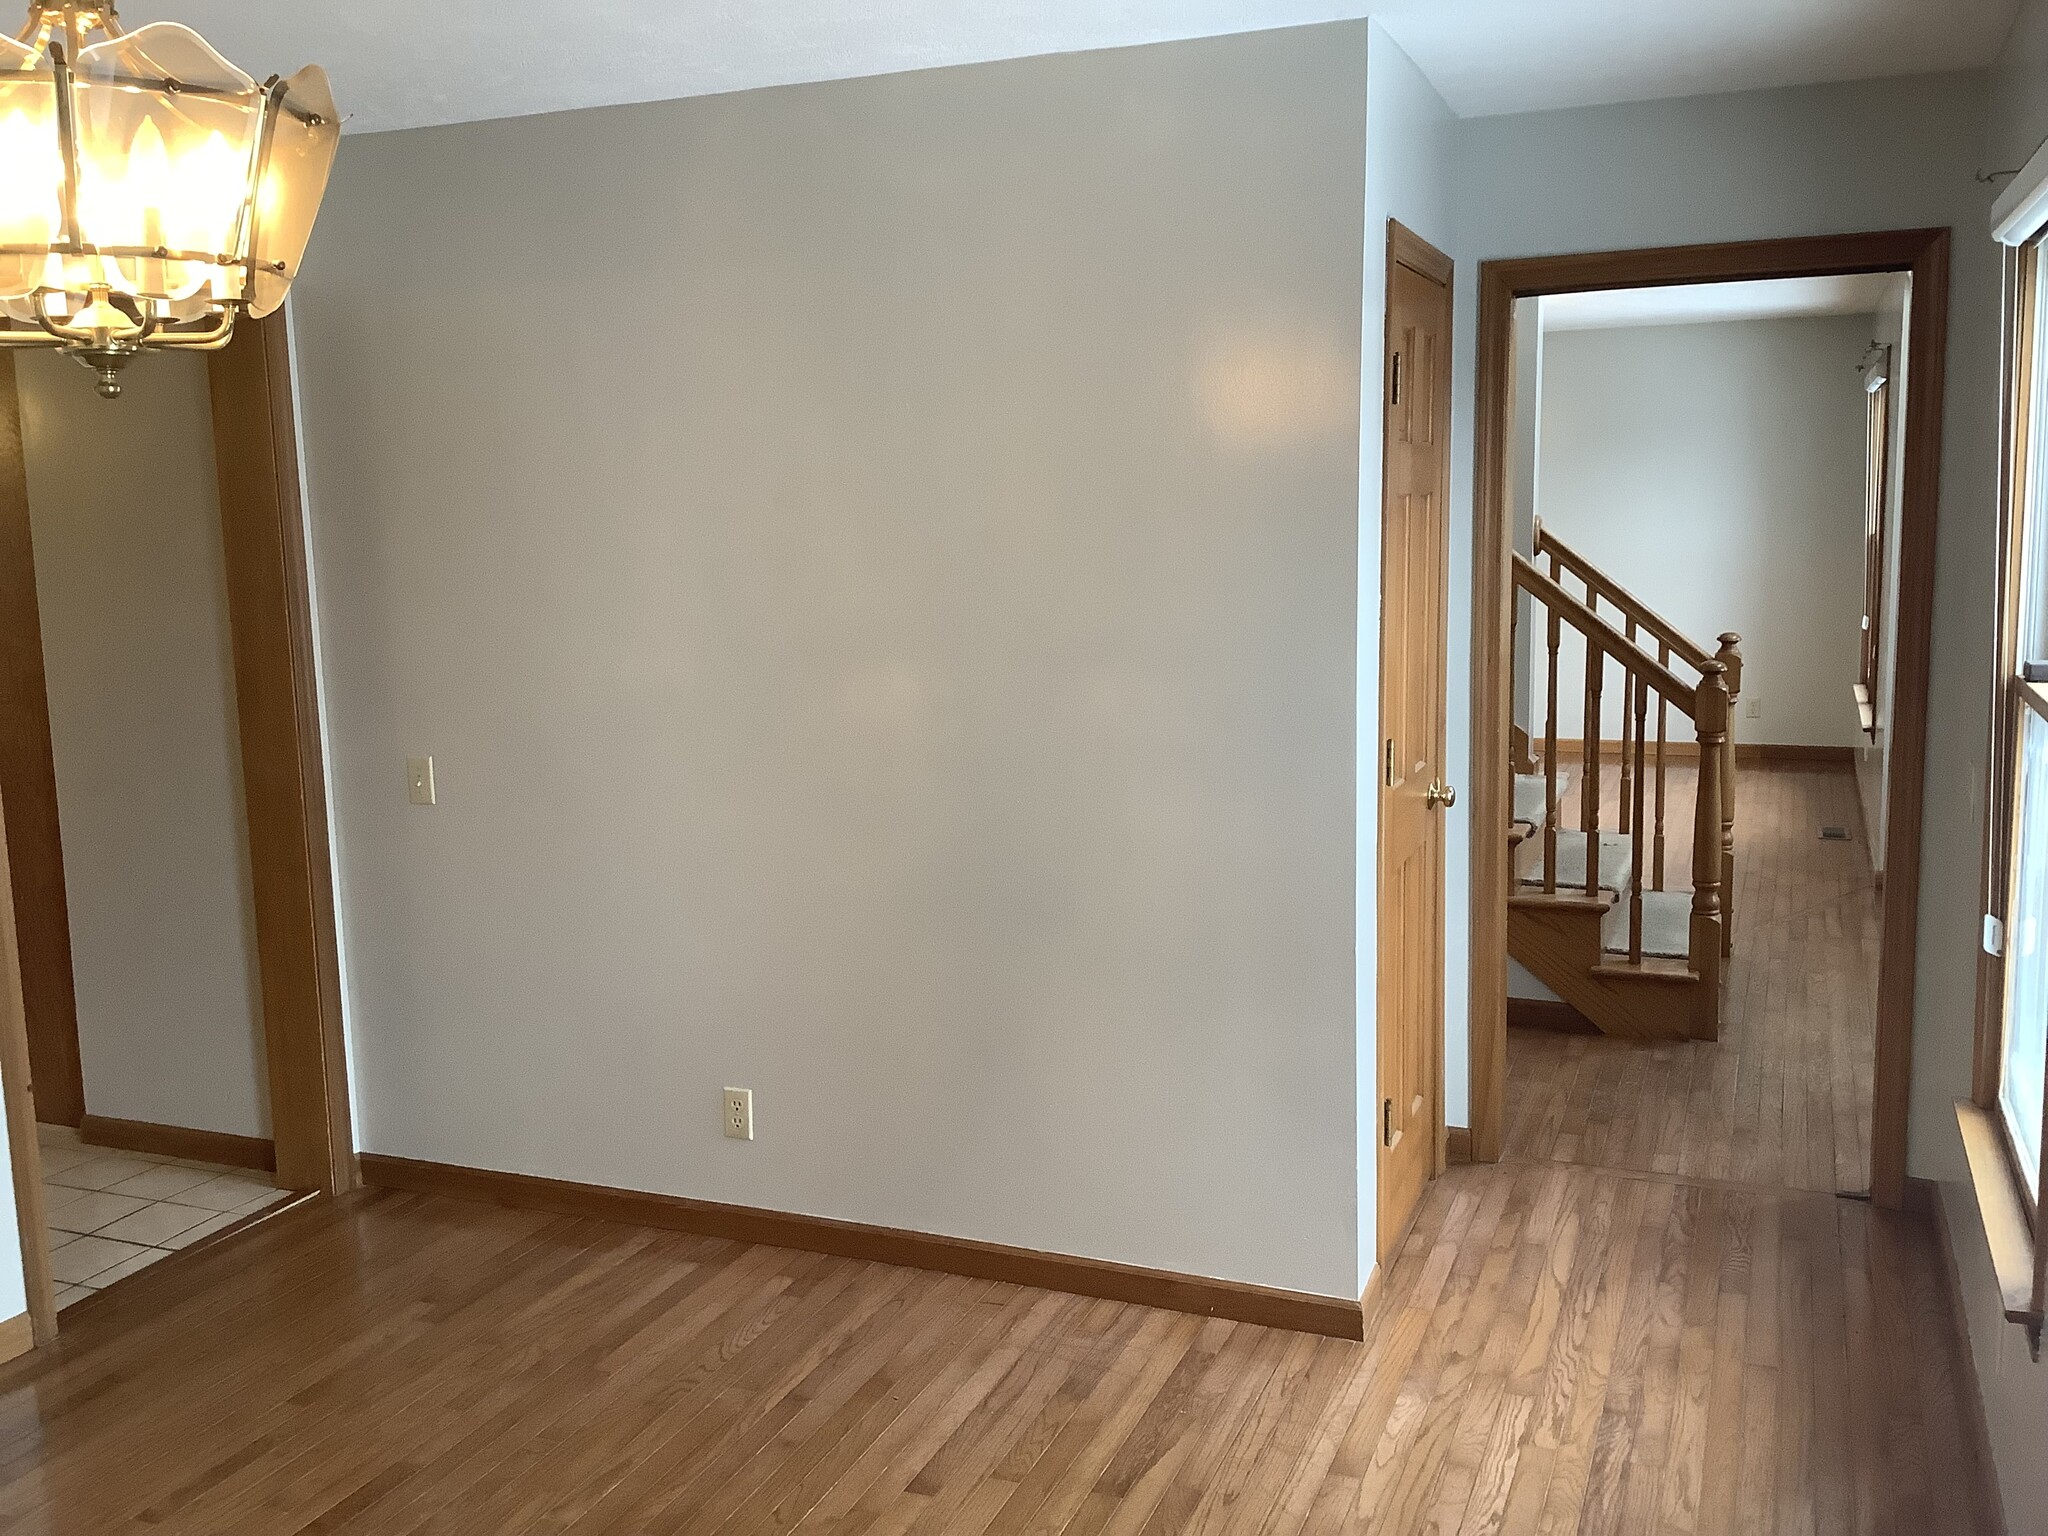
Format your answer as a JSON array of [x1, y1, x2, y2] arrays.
[[1382, 1097, 1393, 1148], [1385, 738, 1395, 787], [1390, 350, 1402, 406]]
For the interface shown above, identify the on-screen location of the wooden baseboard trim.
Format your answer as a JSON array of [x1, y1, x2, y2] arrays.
[[0, 1311, 30, 1367], [1922, 1178, 2011, 1536], [80, 1115, 276, 1174], [1445, 1127, 1473, 1165], [359, 1153, 1364, 1340], [1359, 1264, 1390, 1334], [1507, 996, 1600, 1034], [1546, 738, 1854, 767]]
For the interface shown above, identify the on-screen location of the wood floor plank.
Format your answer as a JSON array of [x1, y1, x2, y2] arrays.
[[0, 1163, 1991, 1536], [1508, 766, 1877, 1198], [0, 776, 1987, 1535]]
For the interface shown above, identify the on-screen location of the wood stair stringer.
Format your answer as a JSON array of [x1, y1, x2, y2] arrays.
[[1508, 891, 1717, 1041]]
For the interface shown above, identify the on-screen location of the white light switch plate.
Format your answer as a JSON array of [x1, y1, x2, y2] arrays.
[[407, 756, 436, 806]]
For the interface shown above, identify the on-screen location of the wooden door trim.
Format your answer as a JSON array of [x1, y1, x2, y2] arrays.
[[1393, 221, 1455, 288], [0, 357, 84, 1129], [208, 314, 358, 1196], [1468, 227, 1949, 1209], [0, 323, 355, 1217], [0, 779, 59, 1346], [1378, 218, 1454, 1261]]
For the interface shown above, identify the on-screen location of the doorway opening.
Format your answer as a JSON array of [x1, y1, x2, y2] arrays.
[[0, 314, 355, 1351], [1467, 230, 1951, 1211]]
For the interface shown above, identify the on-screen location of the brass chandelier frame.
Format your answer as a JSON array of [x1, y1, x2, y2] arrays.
[[0, 2, 331, 394]]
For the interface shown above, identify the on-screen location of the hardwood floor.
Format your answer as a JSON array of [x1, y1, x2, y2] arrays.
[[0, 765, 1979, 1533], [0, 1154, 1993, 1534], [1507, 764, 1878, 1194]]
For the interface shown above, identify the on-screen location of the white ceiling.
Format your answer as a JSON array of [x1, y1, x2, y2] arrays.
[[106, 0, 2022, 135], [1540, 273, 1905, 332], [1379, 0, 2019, 118]]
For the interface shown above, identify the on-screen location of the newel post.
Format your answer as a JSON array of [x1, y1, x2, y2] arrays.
[[1715, 632, 1742, 957], [1689, 661, 1731, 1040]]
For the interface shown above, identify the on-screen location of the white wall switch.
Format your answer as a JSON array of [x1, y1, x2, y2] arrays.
[[723, 1086, 754, 1140], [407, 756, 436, 806]]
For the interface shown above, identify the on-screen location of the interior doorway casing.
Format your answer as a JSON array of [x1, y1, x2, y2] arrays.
[[0, 311, 356, 1343], [1468, 228, 1951, 1209], [207, 315, 358, 1196]]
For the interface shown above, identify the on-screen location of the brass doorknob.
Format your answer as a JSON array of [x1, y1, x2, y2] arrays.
[[1426, 779, 1457, 810]]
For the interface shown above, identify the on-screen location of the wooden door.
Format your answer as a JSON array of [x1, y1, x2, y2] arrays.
[[1376, 223, 1453, 1262]]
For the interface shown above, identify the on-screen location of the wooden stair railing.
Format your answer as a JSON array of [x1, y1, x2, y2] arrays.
[[1529, 520, 1743, 955], [1513, 554, 1731, 989]]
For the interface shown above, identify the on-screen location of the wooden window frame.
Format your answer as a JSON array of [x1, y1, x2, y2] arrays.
[[1967, 235, 2048, 1355]]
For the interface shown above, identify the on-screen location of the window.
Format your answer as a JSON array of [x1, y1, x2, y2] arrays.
[[1971, 232, 2048, 1349], [2003, 703, 2048, 1200], [1856, 350, 1890, 735]]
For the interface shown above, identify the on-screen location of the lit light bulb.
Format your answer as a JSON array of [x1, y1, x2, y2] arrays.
[[0, 99, 62, 296], [70, 286, 140, 338]]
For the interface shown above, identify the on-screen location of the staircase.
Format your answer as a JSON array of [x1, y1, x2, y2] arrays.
[[1508, 523, 1743, 1042]]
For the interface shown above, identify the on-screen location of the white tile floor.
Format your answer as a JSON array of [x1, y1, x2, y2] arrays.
[[37, 1123, 288, 1309]]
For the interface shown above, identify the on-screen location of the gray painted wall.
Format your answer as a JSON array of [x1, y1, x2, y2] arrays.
[[1538, 315, 1873, 751], [292, 26, 1372, 1300], [18, 350, 269, 1141]]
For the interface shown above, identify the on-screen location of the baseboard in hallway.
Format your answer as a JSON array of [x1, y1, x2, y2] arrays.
[[359, 1152, 1365, 1340], [78, 1115, 276, 1173]]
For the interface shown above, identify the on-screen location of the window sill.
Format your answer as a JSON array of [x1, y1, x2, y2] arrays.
[[1955, 1099, 2042, 1336]]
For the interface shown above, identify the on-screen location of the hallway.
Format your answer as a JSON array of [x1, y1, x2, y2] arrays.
[[1505, 764, 1878, 1194]]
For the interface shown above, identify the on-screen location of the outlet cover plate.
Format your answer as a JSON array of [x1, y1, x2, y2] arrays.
[[723, 1087, 753, 1140]]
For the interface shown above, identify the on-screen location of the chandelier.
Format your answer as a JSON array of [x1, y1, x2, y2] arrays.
[[0, 3, 337, 397]]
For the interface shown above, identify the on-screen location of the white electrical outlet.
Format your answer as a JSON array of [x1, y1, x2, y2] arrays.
[[1744, 696, 1762, 720], [407, 755, 436, 805], [723, 1087, 754, 1140]]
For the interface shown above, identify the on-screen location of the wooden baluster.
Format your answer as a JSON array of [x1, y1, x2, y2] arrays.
[[1690, 661, 1731, 1038], [1582, 640, 1602, 898], [1619, 617, 1637, 832], [1510, 587, 1520, 758], [1654, 639, 1669, 891], [1716, 632, 1743, 958], [1544, 604, 1560, 893], [1630, 671, 1647, 963]]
